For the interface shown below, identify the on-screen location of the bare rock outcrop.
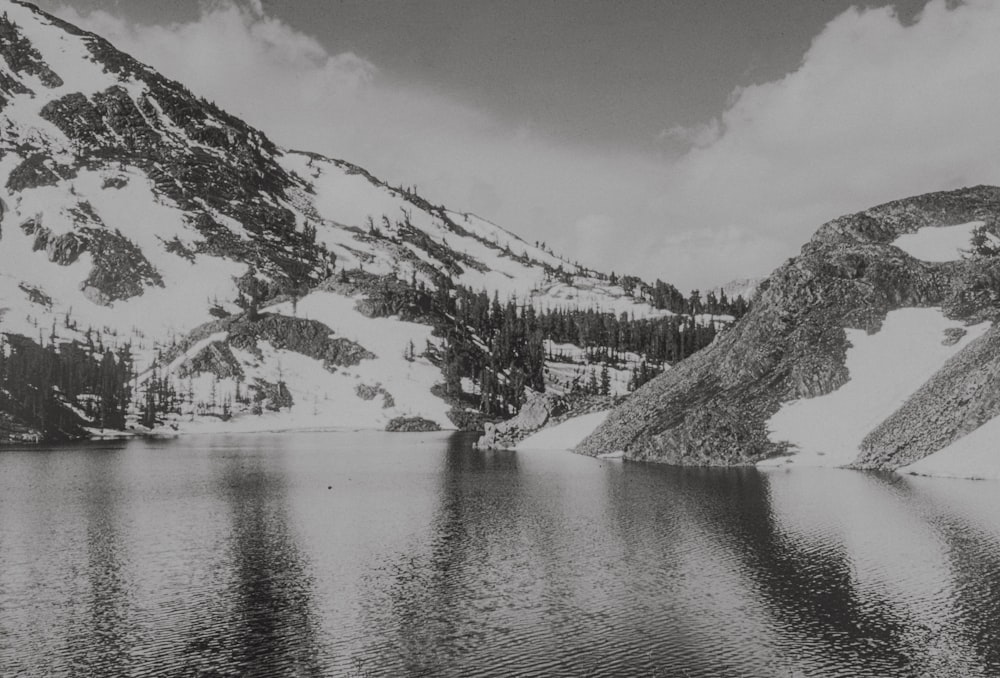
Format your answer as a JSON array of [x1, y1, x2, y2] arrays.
[[578, 186, 1000, 468]]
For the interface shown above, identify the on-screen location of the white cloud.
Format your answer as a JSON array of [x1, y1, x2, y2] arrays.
[[657, 119, 721, 151], [46, 0, 1000, 290], [655, 0, 1000, 286]]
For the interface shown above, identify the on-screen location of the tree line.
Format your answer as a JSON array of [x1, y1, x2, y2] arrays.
[[0, 331, 133, 439]]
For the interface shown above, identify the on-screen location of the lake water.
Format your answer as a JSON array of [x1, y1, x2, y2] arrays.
[[1, 432, 999, 677]]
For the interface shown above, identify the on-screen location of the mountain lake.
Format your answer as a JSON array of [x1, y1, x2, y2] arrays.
[[1, 431, 998, 677]]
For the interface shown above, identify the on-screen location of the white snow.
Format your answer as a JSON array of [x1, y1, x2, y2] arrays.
[[530, 279, 674, 319], [516, 410, 609, 451], [262, 291, 452, 429], [891, 221, 983, 262], [0, 164, 245, 353], [900, 415, 1000, 480], [277, 152, 672, 319], [0, 11, 719, 439], [4, 3, 119, 100], [760, 308, 990, 468]]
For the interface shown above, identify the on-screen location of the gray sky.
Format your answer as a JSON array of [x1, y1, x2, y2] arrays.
[[40, 0, 930, 151], [39, 0, 1000, 289]]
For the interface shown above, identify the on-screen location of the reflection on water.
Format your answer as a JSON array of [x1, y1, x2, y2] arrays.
[[1, 432, 999, 677]]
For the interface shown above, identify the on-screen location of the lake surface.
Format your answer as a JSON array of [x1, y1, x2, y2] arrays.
[[1, 432, 999, 677]]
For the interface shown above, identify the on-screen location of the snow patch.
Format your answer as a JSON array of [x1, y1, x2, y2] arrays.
[[516, 410, 610, 451], [761, 308, 990, 468], [891, 221, 982, 262], [263, 292, 452, 428], [900, 415, 1000, 480]]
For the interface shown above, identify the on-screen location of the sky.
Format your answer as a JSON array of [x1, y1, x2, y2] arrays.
[[35, 0, 1000, 290]]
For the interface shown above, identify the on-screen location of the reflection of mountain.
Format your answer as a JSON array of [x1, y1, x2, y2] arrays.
[[752, 469, 999, 677], [868, 475, 1000, 674], [684, 469, 919, 674], [597, 465, 926, 677], [930, 515, 1000, 671], [349, 443, 1000, 678], [357, 435, 524, 676], [69, 449, 134, 675], [214, 441, 322, 676]]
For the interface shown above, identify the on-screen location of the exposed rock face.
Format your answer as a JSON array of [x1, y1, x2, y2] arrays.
[[177, 341, 244, 381], [355, 383, 394, 408], [578, 186, 1000, 468], [20, 215, 164, 304], [0, 15, 62, 89], [163, 313, 375, 374], [226, 314, 375, 369], [18, 282, 51, 308], [252, 378, 293, 413], [6, 154, 76, 192]]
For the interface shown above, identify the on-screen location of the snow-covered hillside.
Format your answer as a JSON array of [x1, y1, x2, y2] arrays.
[[1, 1, 725, 440]]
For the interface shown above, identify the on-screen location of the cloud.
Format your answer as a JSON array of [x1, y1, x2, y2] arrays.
[[45, 0, 1000, 290], [655, 0, 1000, 286], [657, 119, 721, 151]]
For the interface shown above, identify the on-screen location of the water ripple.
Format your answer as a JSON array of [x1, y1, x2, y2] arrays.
[[1, 434, 999, 677]]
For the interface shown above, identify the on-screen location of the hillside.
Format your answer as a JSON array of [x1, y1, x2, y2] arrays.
[[0, 1, 745, 442], [577, 186, 1000, 477]]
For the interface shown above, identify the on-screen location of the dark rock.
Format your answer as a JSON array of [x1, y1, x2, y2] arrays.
[[78, 227, 164, 304], [227, 314, 374, 369], [942, 327, 967, 346], [101, 175, 128, 190], [251, 378, 293, 412], [0, 14, 63, 88], [178, 341, 244, 381], [18, 282, 52, 308], [385, 417, 440, 432], [354, 383, 394, 408], [6, 153, 75, 192]]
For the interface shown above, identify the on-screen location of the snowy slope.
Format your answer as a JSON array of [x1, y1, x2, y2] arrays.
[[761, 308, 991, 468], [0, 1, 694, 437], [900, 415, 1000, 480], [516, 410, 609, 451]]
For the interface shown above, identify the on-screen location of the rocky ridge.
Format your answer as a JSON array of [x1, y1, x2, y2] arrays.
[[578, 186, 1000, 470]]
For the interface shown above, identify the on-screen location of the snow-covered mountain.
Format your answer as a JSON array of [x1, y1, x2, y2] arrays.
[[578, 187, 1000, 479], [0, 1, 732, 441]]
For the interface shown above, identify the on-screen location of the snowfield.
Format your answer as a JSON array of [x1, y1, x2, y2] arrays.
[[900, 415, 1000, 480], [761, 308, 991, 469], [891, 221, 983, 262], [516, 410, 610, 451]]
